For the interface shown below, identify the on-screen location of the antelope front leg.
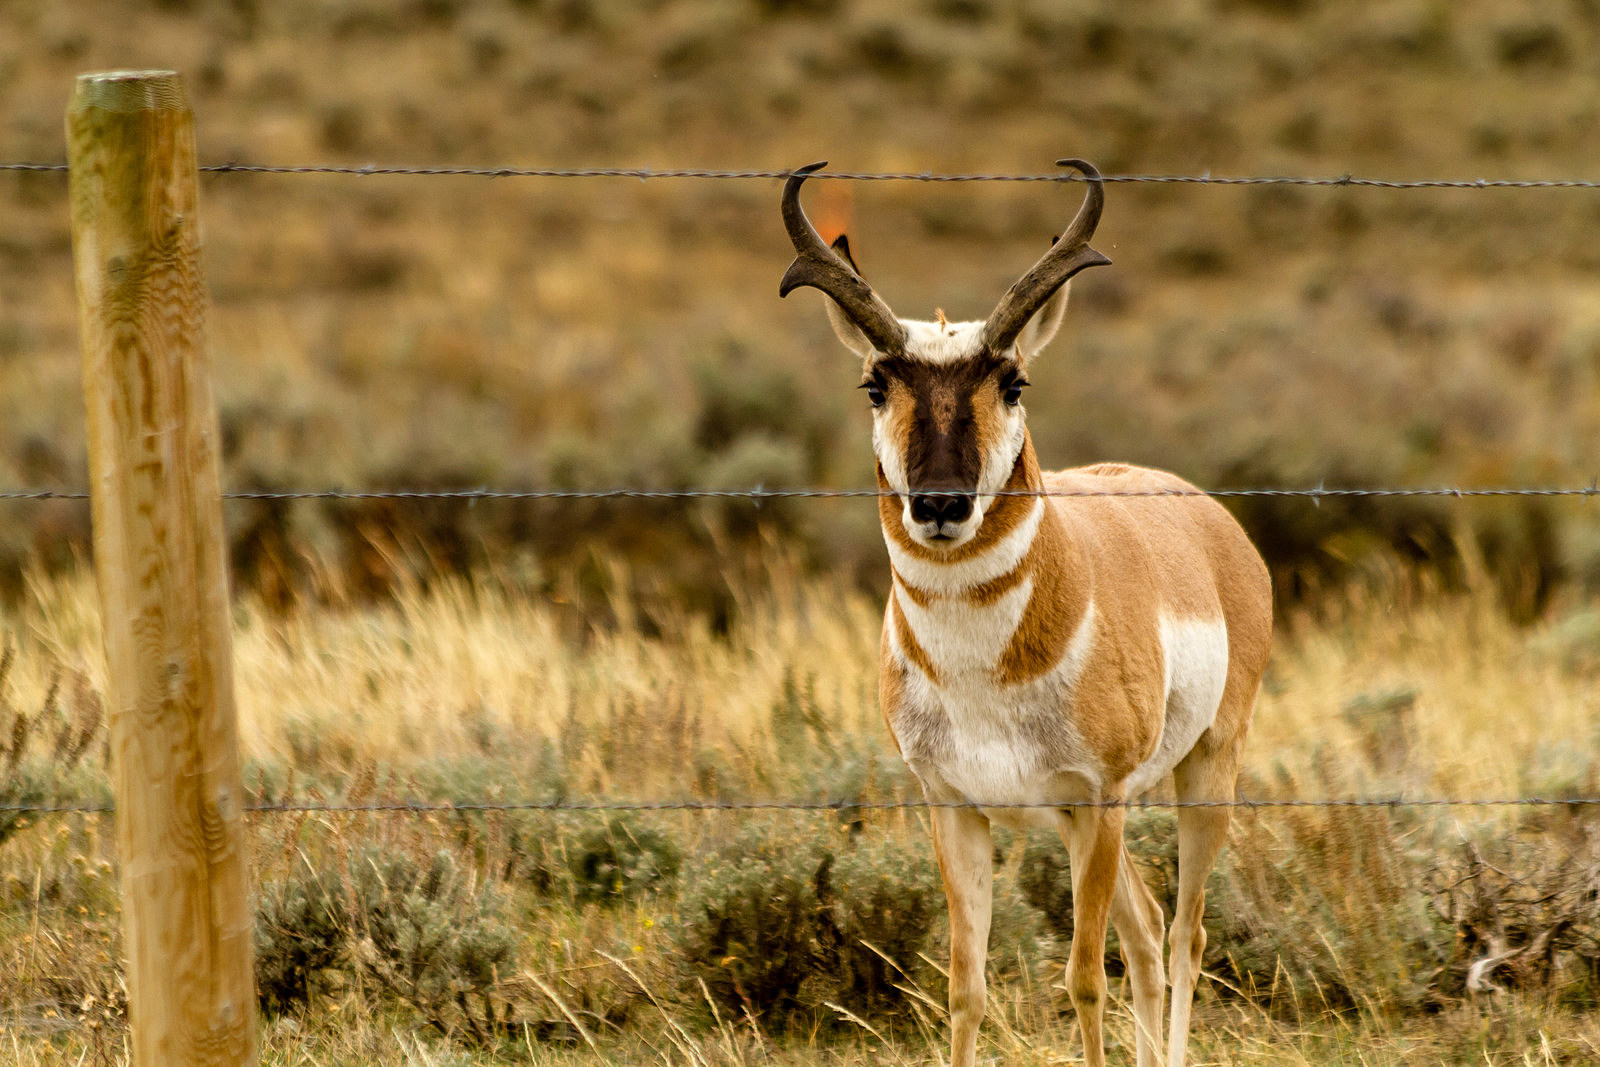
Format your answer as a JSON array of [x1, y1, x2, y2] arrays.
[[931, 803, 994, 1067], [1060, 801, 1128, 1067]]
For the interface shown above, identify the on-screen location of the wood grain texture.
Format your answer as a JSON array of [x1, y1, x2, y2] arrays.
[[67, 70, 257, 1067]]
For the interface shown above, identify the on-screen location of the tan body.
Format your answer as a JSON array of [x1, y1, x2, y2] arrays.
[[880, 442, 1270, 1067], [778, 158, 1272, 1067]]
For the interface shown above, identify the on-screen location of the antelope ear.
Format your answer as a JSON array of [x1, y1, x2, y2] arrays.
[[1013, 280, 1070, 360], [822, 234, 880, 361]]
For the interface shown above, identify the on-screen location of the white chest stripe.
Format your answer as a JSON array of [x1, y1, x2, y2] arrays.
[[886, 497, 1043, 594], [895, 574, 1034, 677]]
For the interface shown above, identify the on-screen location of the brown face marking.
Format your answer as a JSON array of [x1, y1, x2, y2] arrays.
[[928, 382, 959, 434], [875, 354, 1012, 500]]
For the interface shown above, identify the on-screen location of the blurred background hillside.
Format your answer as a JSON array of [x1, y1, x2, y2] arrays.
[[4, 0, 1600, 619]]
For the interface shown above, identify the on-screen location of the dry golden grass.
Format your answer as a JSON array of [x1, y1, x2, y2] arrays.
[[3, 562, 1600, 1061], [12, 554, 1598, 808]]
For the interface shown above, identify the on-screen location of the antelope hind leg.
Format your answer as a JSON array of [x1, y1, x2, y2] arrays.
[[1167, 744, 1243, 1067]]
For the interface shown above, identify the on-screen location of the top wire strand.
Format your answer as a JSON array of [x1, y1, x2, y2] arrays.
[[6, 161, 1600, 188]]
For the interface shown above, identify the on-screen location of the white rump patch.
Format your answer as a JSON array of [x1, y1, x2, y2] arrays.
[[1126, 615, 1230, 797]]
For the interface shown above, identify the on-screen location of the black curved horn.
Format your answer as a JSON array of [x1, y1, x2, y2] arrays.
[[779, 161, 907, 357], [980, 158, 1111, 354]]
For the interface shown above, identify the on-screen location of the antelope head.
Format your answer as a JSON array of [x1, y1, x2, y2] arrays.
[[780, 159, 1110, 549]]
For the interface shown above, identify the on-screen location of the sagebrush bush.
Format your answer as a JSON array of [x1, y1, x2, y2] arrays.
[[1205, 807, 1452, 1011], [567, 816, 682, 905], [500, 814, 682, 906], [350, 848, 518, 1044], [674, 823, 942, 1028], [252, 845, 519, 1043], [255, 861, 348, 1014]]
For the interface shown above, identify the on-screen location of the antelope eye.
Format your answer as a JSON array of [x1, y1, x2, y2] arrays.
[[861, 380, 887, 408], [1002, 378, 1027, 407]]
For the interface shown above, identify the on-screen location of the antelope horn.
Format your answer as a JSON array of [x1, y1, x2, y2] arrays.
[[980, 158, 1112, 354], [779, 161, 907, 357]]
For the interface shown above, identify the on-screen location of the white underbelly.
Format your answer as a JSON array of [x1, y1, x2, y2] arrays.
[[888, 604, 1230, 812]]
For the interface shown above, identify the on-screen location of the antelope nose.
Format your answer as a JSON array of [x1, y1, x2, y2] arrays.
[[910, 492, 974, 526]]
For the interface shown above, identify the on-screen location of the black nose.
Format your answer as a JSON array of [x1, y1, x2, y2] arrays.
[[910, 491, 974, 527]]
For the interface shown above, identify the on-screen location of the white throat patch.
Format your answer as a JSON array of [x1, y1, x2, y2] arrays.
[[886, 497, 1044, 594]]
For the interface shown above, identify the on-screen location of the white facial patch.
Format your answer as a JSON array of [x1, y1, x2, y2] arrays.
[[872, 407, 909, 494], [975, 407, 1026, 519]]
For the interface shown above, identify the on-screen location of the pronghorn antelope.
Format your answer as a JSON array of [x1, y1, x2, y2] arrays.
[[778, 159, 1272, 1067]]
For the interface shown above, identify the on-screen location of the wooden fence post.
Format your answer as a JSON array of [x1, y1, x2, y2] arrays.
[[66, 70, 257, 1065]]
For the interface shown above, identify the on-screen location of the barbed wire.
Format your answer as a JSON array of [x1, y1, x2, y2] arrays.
[[5, 795, 1599, 817], [7, 161, 1600, 188], [3, 484, 1599, 503]]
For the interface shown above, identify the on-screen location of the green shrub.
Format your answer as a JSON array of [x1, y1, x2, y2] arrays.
[[254, 845, 520, 1042], [348, 848, 518, 1044], [813, 837, 944, 1018], [1202, 807, 1450, 1010], [501, 814, 683, 906]]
